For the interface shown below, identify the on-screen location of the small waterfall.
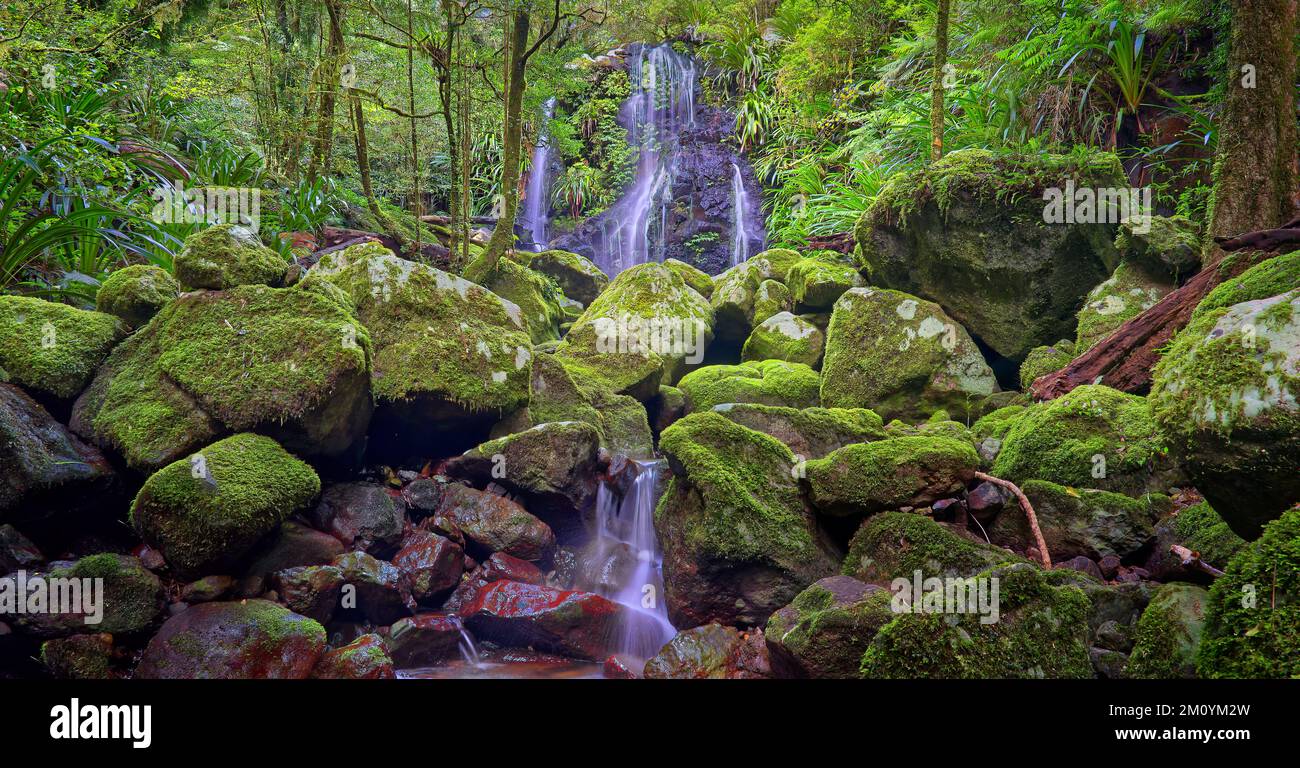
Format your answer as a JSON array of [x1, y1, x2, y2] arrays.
[[730, 161, 751, 267], [521, 97, 557, 251], [449, 614, 484, 669], [591, 460, 676, 660]]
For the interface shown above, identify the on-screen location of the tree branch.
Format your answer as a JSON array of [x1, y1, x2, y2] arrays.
[[973, 471, 1052, 568]]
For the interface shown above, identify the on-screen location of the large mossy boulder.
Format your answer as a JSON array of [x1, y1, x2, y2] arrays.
[[709, 403, 885, 459], [1127, 583, 1209, 679], [129, 433, 320, 577], [993, 384, 1177, 497], [765, 576, 893, 679], [135, 599, 326, 679], [678, 359, 820, 412], [1018, 340, 1076, 390], [842, 511, 1020, 584], [4, 553, 164, 637], [526, 249, 608, 306], [854, 149, 1123, 359], [785, 256, 864, 309], [0, 296, 126, 400], [1115, 215, 1201, 279], [741, 312, 824, 367], [555, 262, 713, 400], [1075, 261, 1173, 352], [1193, 250, 1299, 319], [657, 412, 838, 628], [751, 279, 792, 326], [303, 242, 532, 441], [859, 562, 1093, 678], [525, 352, 654, 459], [662, 258, 714, 299], [988, 479, 1170, 561], [820, 288, 997, 421], [174, 223, 288, 290], [70, 283, 371, 472], [487, 256, 565, 343], [95, 264, 180, 328], [445, 421, 602, 516], [1196, 508, 1300, 678], [805, 437, 978, 516], [1151, 290, 1300, 537], [710, 256, 773, 342]]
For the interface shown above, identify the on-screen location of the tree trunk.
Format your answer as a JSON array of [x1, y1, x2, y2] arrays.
[[309, 0, 345, 178], [929, 0, 951, 162]]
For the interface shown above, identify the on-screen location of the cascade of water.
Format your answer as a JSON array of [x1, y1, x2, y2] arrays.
[[521, 97, 558, 251], [449, 614, 484, 669], [730, 161, 751, 267], [592, 460, 676, 660]]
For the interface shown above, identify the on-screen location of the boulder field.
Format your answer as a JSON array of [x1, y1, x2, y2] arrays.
[[3, 154, 1297, 680]]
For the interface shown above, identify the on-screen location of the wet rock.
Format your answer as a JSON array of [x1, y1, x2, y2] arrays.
[[309, 482, 406, 555], [401, 477, 445, 515], [239, 521, 346, 596], [135, 599, 326, 679], [1056, 556, 1104, 581], [392, 530, 463, 605], [988, 480, 1170, 561], [1091, 647, 1129, 679], [0, 296, 126, 401], [965, 481, 1008, 523], [180, 575, 236, 604], [445, 421, 602, 517], [643, 623, 771, 679], [765, 576, 893, 679], [709, 403, 884, 459], [463, 580, 625, 660], [1098, 554, 1122, 580], [805, 436, 979, 517], [332, 551, 414, 624], [271, 565, 344, 623], [41, 633, 117, 679], [603, 654, 639, 679], [311, 633, 396, 679], [387, 613, 465, 667], [437, 483, 555, 561], [1094, 619, 1134, 652], [0, 524, 44, 573], [4, 553, 163, 638]]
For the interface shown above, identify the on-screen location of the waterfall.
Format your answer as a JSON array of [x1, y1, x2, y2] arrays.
[[521, 97, 557, 251], [449, 614, 484, 669], [730, 161, 751, 266], [591, 460, 676, 660]]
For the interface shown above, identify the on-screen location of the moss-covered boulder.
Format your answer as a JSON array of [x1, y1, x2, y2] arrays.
[[842, 511, 1019, 584], [436, 483, 555, 561], [524, 352, 654, 459], [1115, 215, 1201, 279], [95, 264, 180, 328], [1145, 502, 1248, 581], [678, 359, 820, 412], [303, 241, 531, 441], [4, 553, 163, 638], [662, 257, 714, 299], [0, 296, 126, 400], [805, 437, 979, 517], [1075, 262, 1173, 352], [988, 479, 1170, 561], [765, 576, 894, 678], [642, 623, 772, 679], [710, 256, 773, 341], [445, 421, 602, 516], [130, 433, 320, 577], [1019, 340, 1076, 390], [820, 288, 997, 421], [993, 384, 1178, 497], [527, 249, 608, 306], [859, 562, 1093, 678], [310, 633, 396, 679], [709, 403, 885, 459], [741, 312, 824, 367], [483, 257, 564, 343], [854, 149, 1123, 359], [1196, 508, 1300, 678], [1127, 583, 1209, 679], [174, 223, 288, 290], [751, 279, 792, 326], [41, 634, 117, 679], [753, 248, 802, 282], [1151, 290, 1300, 536], [785, 256, 864, 309], [1193, 250, 1300, 319], [657, 412, 838, 627], [70, 283, 371, 471], [972, 404, 1029, 443], [135, 599, 326, 679], [555, 262, 713, 400]]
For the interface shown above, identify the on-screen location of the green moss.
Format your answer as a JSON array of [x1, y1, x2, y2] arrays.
[[1019, 340, 1076, 390], [785, 257, 863, 309], [130, 433, 320, 576], [1115, 215, 1201, 278], [1172, 502, 1248, 567], [47, 553, 163, 634], [972, 405, 1028, 441], [1075, 262, 1172, 352], [678, 359, 820, 412], [765, 578, 896, 678], [842, 511, 1018, 583], [483, 257, 564, 343], [1128, 583, 1209, 679], [1196, 508, 1300, 678], [1194, 251, 1300, 319], [0, 296, 126, 399], [753, 248, 802, 282], [174, 223, 288, 290], [991, 479, 1171, 561], [741, 312, 825, 367], [96, 265, 180, 328], [41, 635, 115, 679], [710, 403, 885, 458], [992, 384, 1171, 496], [710, 256, 773, 341], [662, 258, 714, 298], [527, 249, 608, 306], [808, 437, 978, 517], [750, 279, 791, 326]]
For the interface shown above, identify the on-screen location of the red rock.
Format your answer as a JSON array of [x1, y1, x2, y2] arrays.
[[135, 600, 326, 679], [436, 483, 554, 561], [392, 530, 463, 605], [387, 613, 464, 667], [603, 654, 639, 679], [463, 580, 623, 660], [311, 633, 396, 679], [443, 552, 547, 613]]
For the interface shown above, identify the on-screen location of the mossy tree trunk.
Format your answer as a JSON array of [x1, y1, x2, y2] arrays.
[[308, 0, 346, 179], [929, 0, 951, 162]]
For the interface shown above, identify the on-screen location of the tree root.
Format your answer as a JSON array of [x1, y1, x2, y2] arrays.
[[974, 471, 1052, 568], [1170, 544, 1226, 579]]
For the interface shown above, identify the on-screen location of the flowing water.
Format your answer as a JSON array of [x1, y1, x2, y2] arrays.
[[449, 614, 484, 669], [521, 97, 558, 251], [730, 161, 751, 267]]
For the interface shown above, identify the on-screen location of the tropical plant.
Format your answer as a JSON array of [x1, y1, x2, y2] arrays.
[[552, 161, 600, 218]]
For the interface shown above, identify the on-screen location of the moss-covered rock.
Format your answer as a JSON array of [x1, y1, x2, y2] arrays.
[[741, 312, 825, 367], [805, 437, 979, 517], [70, 283, 372, 471], [41, 633, 117, 679], [842, 511, 1020, 584], [1115, 215, 1201, 279], [820, 287, 997, 421], [1193, 251, 1300, 319], [988, 479, 1170, 561], [1075, 262, 1173, 352], [753, 248, 802, 282], [710, 256, 773, 342], [972, 404, 1029, 441], [556, 262, 714, 400], [657, 412, 838, 627], [1146, 502, 1248, 580], [445, 421, 601, 515], [1150, 291, 1300, 536], [662, 258, 714, 299], [135, 599, 327, 679], [993, 384, 1178, 497], [1196, 508, 1300, 678], [130, 433, 320, 577], [310, 633, 396, 679], [527, 249, 608, 306], [524, 352, 654, 459], [883, 417, 978, 446], [751, 279, 792, 326], [641, 623, 771, 679], [1019, 340, 1076, 390], [678, 359, 820, 412], [1127, 583, 1209, 679], [174, 223, 288, 290], [303, 241, 531, 438], [859, 561, 1093, 678], [709, 403, 885, 459], [95, 265, 180, 328], [483, 257, 564, 343], [785, 256, 864, 309], [0, 296, 127, 400], [765, 576, 894, 678], [4, 553, 164, 637], [855, 149, 1124, 359]]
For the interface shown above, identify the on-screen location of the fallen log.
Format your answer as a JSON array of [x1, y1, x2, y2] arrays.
[[319, 225, 452, 269], [1169, 544, 1225, 579], [1214, 215, 1300, 253], [805, 232, 855, 254]]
